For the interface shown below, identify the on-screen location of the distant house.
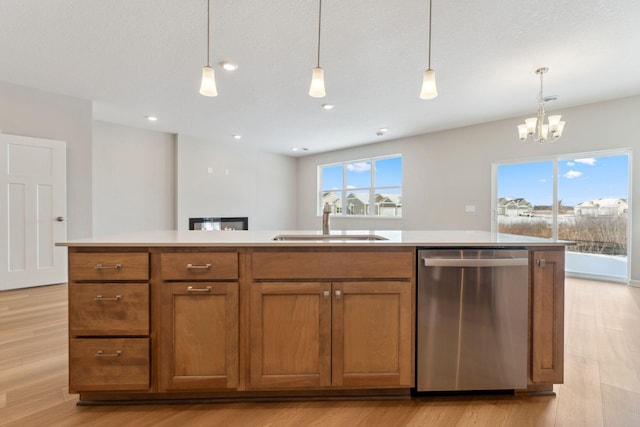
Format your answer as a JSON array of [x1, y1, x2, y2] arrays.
[[574, 198, 628, 216], [323, 192, 401, 216], [322, 192, 342, 214], [497, 197, 534, 216]]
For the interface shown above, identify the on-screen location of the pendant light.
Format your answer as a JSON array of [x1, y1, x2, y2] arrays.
[[309, 0, 326, 98], [199, 0, 218, 97], [420, 0, 438, 100]]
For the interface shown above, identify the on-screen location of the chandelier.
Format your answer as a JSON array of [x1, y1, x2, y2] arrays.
[[517, 67, 565, 143]]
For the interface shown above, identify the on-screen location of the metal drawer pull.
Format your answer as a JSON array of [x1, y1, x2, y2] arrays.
[[537, 258, 546, 267], [96, 350, 122, 357], [187, 286, 212, 292], [95, 295, 122, 302], [94, 264, 122, 270], [186, 263, 212, 269]]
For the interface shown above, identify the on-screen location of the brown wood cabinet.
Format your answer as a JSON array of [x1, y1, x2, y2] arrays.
[[64, 243, 565, 402], [67, 249, 150, 393], [530, 248, 565, 385], [158, 251, 240, 391], [249, 249, 415, 390]]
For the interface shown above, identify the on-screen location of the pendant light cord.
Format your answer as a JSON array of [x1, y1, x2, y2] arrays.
[[316, 0, 322, 68], [206, 0, 211, 66], [428, 0, 432, 70]]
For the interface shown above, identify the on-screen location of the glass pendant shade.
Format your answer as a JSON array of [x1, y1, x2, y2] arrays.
[[541, 124, 549, 140], [525, 117, 537, 134], [309, 67, 326, 98], [199, 66, 218, 97], [517, 124, 528, 141], [420, 69, 438, 100], [547, 115, 561, 132]]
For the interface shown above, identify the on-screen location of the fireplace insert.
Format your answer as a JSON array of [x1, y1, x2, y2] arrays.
[[188, 217, 248, 231]]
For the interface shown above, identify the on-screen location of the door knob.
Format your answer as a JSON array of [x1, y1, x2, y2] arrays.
[[56, 216, 65, 222]]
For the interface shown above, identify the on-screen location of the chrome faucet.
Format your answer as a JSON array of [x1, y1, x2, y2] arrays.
[[322, 203, 331, 234]]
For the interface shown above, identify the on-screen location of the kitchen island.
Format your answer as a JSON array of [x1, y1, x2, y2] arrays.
[[59, 230, 567, 403]]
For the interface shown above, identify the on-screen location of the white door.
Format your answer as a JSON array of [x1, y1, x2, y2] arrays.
[[0, 134, 67, 290]]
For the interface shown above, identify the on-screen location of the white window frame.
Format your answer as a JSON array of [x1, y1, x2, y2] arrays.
[[318, 154, 403, 218], [491, 148, 632, 283]]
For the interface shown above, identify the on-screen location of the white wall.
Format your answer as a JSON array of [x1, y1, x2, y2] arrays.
[[0, 82, 92, 239], [176, 134, 297, 230], [92, 121, 175, 236], [297, 95, 640, 284]]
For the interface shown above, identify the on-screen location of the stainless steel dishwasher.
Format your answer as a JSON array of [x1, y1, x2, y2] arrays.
[[416, 248, 529, 391]]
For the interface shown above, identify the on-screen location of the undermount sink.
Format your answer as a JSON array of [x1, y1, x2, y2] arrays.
[[271, 234, 389, 241]]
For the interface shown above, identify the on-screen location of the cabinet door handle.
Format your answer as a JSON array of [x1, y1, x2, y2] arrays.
[[95, 295, 122, 302], [536, 258, 546, 267], [187, 286, 212, 293], [94, 264, 122, 270], [186, 263, 212, 269], [323, 290, 330, 298], [96, 350, 122, 357], [335, 290, 342, 299]]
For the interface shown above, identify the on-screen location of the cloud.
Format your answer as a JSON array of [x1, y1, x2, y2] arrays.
[[566, 161, 574, 166], [346, 162, 371, 173], [539, 178, 547, 183], [563, 170, 582, 179], [574, 158, 596, 166]]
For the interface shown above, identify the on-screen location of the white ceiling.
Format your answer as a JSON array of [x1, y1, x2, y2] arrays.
[[1, 0, 639, 156]]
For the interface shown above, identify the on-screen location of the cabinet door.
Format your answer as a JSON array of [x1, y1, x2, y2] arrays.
[[531, 249, 564, 384], [159, 282, 238, 391], [250, 282, 331, 389], [332, 281, 414, 387]]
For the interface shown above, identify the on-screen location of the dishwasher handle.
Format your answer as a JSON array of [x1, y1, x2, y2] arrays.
[[422, 257, 529, 268]]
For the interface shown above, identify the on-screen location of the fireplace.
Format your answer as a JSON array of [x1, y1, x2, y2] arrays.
[[189, 217, 248, 231]]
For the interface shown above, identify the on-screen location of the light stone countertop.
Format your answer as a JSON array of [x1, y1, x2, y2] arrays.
[[57, 229, 571, 248]]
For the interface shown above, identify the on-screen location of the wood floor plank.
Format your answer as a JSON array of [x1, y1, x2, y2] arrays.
[[600, 383, 640, 427], [554, 353, 603, 426], [596, 326, 640, 393]]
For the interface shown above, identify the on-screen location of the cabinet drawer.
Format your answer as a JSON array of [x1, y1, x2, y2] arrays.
[[160, 252, 238, 280], [69, 252, 149, 281], [69, 283, 149, 336], [252, 251, 414, 280], [69, 338, 150, 391]]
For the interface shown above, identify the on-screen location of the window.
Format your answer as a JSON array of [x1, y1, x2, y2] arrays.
[[319, 155, 402, 217], [493, 150, 631, 282]]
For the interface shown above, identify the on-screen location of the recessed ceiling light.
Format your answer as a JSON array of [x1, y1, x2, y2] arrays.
[[220, 61, 238, 71], [290, 147, 310, 152], [146, 115, 158, 122], [232, 134, 242, 140], [376, 127, 389, 136], [322, 103, 335, 110]]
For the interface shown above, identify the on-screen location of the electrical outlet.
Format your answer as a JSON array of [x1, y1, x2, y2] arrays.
[[465, 205, 476, 213]]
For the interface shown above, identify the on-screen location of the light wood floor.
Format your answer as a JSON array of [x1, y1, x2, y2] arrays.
[[1, 278, 639, 427]]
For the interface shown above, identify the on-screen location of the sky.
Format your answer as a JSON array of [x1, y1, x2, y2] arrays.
[[497, 154, 629, 207], [321, 156, 402, 191]]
